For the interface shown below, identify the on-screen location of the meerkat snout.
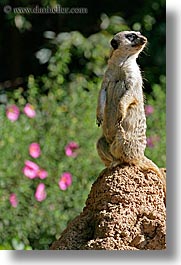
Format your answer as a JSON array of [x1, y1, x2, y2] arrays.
[[126, 33, 147, 47], [110, 31, 147, 51]]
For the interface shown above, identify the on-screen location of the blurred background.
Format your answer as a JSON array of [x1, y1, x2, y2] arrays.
[[0, 0, 165, 250]]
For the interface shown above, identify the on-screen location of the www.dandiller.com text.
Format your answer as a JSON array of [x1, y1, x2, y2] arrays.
[[3, 5, 88, 14]]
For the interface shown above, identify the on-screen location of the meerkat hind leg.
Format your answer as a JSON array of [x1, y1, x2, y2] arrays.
[[97, 136, 114, 167]]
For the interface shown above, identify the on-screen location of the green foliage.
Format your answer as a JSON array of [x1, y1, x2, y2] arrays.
[[145, 76, 166, 167], [0, 14, 165, 249], [0, 74, 102, 249]]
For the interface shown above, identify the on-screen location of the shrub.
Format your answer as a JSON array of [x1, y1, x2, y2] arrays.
[[145, 76, 166, 168], [0, 79, 102, 249]]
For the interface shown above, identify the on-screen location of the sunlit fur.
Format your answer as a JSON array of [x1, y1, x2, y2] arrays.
[[96, 31, 166, 192]]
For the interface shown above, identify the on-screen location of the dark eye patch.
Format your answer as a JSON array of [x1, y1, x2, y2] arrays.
[[125, 33, 138, 42], [110, 38, 119, 50]]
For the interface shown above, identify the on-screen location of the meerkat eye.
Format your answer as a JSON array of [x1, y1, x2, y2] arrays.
[[125, 33, 138, 42], [110, 38, 119, 50]]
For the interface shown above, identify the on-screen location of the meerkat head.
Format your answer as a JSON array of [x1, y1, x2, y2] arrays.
[[110, 31, 147, 59]]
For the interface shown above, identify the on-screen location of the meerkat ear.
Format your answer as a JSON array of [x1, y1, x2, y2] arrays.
[[110, 38, 119, 50]]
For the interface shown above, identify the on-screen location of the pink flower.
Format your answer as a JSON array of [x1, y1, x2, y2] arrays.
[[37, 169, 48, 179], [22, 160, 48, 180], [9, 193, 18, 208], [29, 143, 41, 158], [65, 141, 79, 157], [145, 105, 154, 116], [23, 160, 39, 179], [146, 137, 154, 148], [35, 183, 47, 202], [24, 103, 36, 118], [59, 172, 72, 190], [6, 105, 20, 122], [146, 135, 160, 148]]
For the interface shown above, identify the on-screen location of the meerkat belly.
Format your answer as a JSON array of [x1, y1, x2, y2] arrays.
[[109, 106, 147, 161], [122, 106, 147, 143], [103, 80, 126, 143]]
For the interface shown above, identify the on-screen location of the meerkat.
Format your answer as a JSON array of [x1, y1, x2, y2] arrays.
[[96, 31, 166, 191]]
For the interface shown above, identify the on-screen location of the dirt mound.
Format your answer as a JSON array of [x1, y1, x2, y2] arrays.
[[50, 166, 166, 250]]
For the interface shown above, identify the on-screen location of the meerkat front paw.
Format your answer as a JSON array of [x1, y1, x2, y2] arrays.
[[96, 117, 103, 127]]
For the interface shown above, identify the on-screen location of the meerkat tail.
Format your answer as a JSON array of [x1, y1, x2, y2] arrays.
[[137, 156, 166, 193]]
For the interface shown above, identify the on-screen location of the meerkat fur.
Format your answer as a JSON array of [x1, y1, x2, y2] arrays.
[[96, 31, 166, 191]]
